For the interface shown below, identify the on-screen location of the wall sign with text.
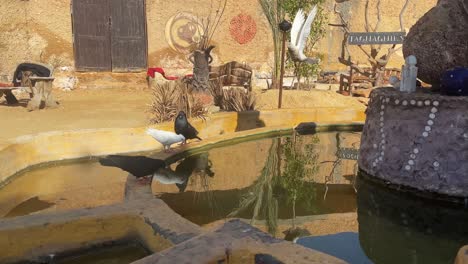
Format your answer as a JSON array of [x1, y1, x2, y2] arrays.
[[347, 32, 406, 45]]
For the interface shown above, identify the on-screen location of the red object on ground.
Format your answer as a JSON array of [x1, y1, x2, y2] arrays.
[[147, 67, 193, 80], [0, 83, 13, 87]]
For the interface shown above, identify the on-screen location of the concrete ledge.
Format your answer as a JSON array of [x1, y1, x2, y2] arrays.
[[0, 108, 365, 185], [133, 219, 346, 264], [0, 198, 202, 263]]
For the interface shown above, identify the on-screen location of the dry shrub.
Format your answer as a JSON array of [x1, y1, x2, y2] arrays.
[[148, 81, 207, 124], [209, 79, 256, 112], [222, 88, 256, 112], [209, 79, 224, 107]]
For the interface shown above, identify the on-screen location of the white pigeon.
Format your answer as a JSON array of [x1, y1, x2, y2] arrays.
[[146, 128, 185, 152], [288, 6, 320, 65]]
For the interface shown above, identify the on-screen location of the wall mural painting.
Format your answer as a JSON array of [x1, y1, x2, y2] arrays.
[[165, 12, 205, 54], [229, 13, 257, 45]]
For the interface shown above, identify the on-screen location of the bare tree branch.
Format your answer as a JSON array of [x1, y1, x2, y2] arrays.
[[333, 3, 349, 33], [374, 0, 382, 32], [399, 0, 410, 31], [338, 57, 372, 77], [328, 23, 347, 27], [364, 0, 371, 32]]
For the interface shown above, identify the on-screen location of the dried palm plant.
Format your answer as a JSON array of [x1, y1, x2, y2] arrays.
[[222, 88, 256, 112], [208, 80, 257, 112], [228, 138, 280, 234], [208, 79, 224, 107], [148, 81, 208, 124]]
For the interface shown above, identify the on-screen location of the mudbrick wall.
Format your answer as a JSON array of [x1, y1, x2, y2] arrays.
[[0, 0, 436, 89], [359, 88, 468, 198]]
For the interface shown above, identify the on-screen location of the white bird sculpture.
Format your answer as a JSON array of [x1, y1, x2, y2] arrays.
[[146, 128, 185, 152], [289, 6, 320, 64]]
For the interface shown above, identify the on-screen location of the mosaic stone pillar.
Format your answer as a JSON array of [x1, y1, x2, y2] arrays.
[[359, 88, 468, 198]]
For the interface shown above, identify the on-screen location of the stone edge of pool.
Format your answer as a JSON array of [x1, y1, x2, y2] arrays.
[[0, 108, 365, 264], [0, 108, 365, 186]]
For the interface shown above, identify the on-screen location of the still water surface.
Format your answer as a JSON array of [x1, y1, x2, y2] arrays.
[[1, 131, 467, 263]]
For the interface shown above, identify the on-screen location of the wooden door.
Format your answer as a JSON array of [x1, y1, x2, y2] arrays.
[[72, 0, 112, 71], [110, 0, 148, 72]]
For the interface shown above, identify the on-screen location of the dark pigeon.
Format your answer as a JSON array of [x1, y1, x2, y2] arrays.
[[174, 111, 202, 144], [99, 155, 166, 184]]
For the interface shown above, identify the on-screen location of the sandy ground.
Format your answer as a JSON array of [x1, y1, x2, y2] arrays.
[[0, 88, 150, 141], [0, 85, 365, 142], [254, 89, 365, 109]]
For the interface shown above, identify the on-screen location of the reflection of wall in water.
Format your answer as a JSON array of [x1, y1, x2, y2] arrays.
[[0, 163, 128, 217], [153, 133, 361, 194], [153, 139, 272, 193], [300, 132, 361, 185]]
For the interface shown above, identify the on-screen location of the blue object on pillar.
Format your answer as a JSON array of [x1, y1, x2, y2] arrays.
[[440, 67, 468, 96]]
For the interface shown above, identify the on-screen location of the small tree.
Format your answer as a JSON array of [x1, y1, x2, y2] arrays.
[[259, 0, 285, 89], [283, 0, 328, 88], [331, 0, 410, 86], [259, 0, 328, 89]]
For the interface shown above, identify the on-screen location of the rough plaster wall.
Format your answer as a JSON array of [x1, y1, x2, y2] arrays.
[[146, 0, 273, 76], [0, 0, 436, 83], [317, 0, 438, 71], [0, 0, 73, 79]]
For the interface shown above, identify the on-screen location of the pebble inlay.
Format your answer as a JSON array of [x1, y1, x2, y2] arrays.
[[371, 95, 441, 173], [401, 99, 439, 172], [373, 97, 389, 167]]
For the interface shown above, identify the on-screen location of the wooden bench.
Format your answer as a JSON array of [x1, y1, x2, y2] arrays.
[[338, 66, 372, 96], [27, 76, 58, 111], [0, 63, 58, 111], [209, 61, 253, 91], [0, 85, 27, 104], [338, 65, 401, 96]]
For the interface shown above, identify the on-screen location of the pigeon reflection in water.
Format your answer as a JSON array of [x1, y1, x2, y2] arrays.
[[161, 152, 215, 192], [99, 153, 214, 192], [98, 155, 166, 184]]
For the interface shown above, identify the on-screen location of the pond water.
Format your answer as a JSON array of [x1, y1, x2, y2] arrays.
[[1, 131, 467, 264], [0, 161, 128, 218], [149, 131, 468, 264], [52, 242, 149, 264]]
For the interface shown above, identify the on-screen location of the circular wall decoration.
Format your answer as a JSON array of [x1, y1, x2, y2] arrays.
[[229, 13, 257, 45], [165, 12, 205, 54]]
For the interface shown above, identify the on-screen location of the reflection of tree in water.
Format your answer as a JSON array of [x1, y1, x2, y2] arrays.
[[228, 138, 280, 234], [180, 153, 220, 218], [228, 133, 321, 236], [321, 132, 361, 196], [278, 133, 320, 229]]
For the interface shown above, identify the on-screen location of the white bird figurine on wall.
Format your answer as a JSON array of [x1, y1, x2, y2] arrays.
[[146, 128, 185, 152], [289, 6, 320, 64]]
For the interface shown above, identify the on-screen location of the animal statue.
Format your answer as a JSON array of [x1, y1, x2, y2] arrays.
[[174, 111, 202, 144], [98, 155, 166, 184], [146, 128, 185, 152], [288, 6, 321, 65]]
